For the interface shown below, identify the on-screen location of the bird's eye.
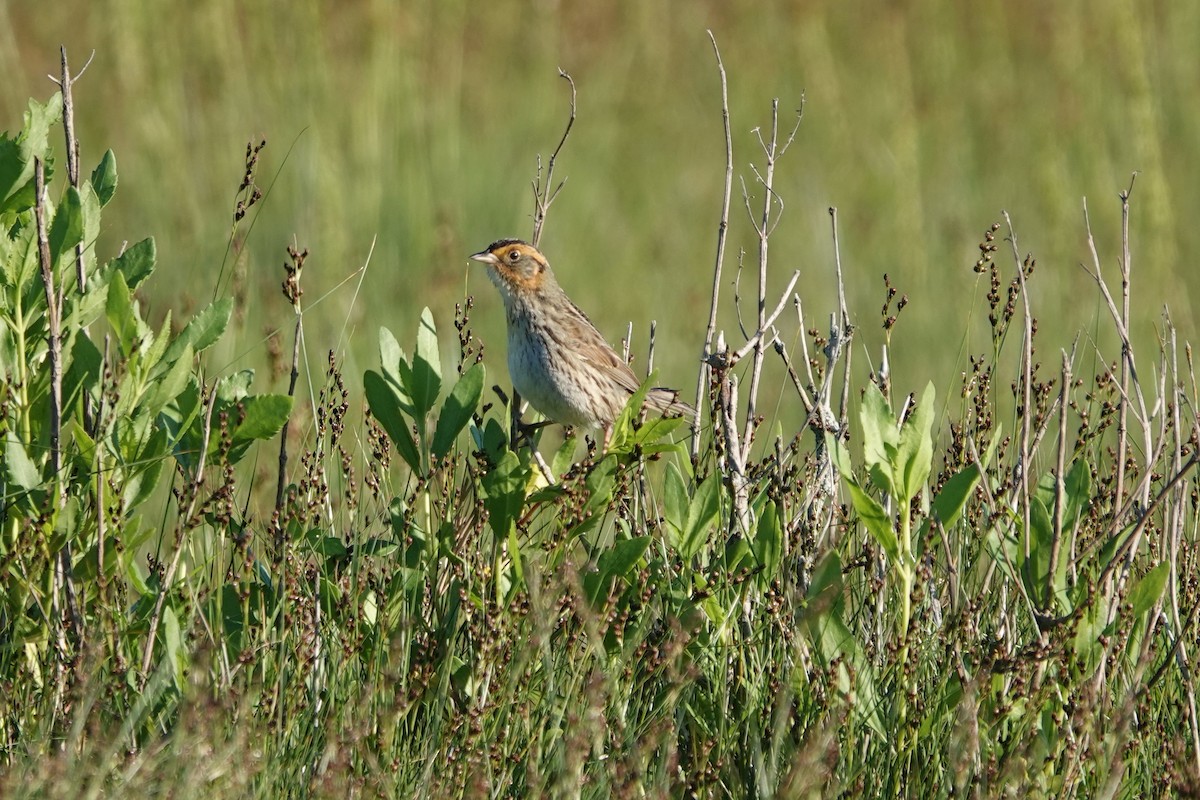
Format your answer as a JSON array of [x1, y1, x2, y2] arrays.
[[507, 250, 521, 263]]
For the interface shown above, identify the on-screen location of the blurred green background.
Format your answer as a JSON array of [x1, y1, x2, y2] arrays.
[[2, 0, 1194, 425]]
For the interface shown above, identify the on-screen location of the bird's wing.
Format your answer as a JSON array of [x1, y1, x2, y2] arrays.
[[563, 298, 643, 394]]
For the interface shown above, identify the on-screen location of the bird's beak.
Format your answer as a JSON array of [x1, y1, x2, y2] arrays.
[[470, 250, 498, 266]]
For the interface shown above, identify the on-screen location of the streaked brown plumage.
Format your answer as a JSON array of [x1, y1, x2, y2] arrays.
[[470, 239, 693, 434]]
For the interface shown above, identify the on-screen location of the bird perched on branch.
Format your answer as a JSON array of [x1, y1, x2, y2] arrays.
[[470, 239, 694, 440]]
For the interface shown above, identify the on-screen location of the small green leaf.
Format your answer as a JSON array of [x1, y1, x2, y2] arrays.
[[431, 362, 483, 459], [1129, 562, 1169, 617], [365, 369, 421, 472], [90, 149, 117, 206]]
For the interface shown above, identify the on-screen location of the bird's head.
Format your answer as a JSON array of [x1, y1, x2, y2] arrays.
[[470, 239, 553, 298]]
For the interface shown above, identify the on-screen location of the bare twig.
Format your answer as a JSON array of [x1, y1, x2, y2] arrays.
[[830, 207, 853, 424], [693, 31, 734, 460], [530, 69, 576, 249], [1046, 348, 1072, 610]]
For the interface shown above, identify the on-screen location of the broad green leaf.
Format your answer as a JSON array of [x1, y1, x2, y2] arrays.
[[365, 369, 421, 472], [105, 270, 138, 355], [860, 381, 898, 493], [663, 461, 688, 538], [1129, 561, 1169, 617], [78, 180, 100, 270], [63, 333, 102, 417], [90, 149, 117, 206], [123, 427, 168, 511], [378, 326, 405, 388], [48, 185, 83, 269], [5, 432, 41, 490], [601, 535, 652, 579], [142, 343, 193, 418], [846, 481, 898, 563], [163, 605, 186, 690], [752, 499, 782, 584], [161, 297, 232, 367], [679, 471, 720, 559], [481, 449, 528, 539], [1024, 494, 1055, 605], [410, 308, 442, 418], [142, 310, 174, 375], [0, 93, 62, 212], [920, 466, 980, 539], [550, 433, 578, 479], [895, 382, 935, 502], [230, 394, 293, 443], [106, 237, 156, 291], [431, 362, 483, 459]]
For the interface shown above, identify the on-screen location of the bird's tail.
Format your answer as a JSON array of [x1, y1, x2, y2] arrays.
[[646, 388, 697, 420]]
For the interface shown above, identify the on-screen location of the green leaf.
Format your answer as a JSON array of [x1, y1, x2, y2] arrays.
[[48, 185, 83, 269], [481, 450, 528, 539], [431, 362, 483, 459], [142, 343, 193, 418], [161, 297, 232, 367], [162, 605, 186, 690], [678, 471, 720, 559], [895, 382, 935, 502], [1024, 494, 1055, 605], [920, 465, 980, 539], [600, 535, 651, 579], [846, 481, 899, 563], [859, 381, 898, 493], [5, 432, 42, 490], [752, 499, 783, 584], [1129, 562, 1169, 617], [378, 326, 405, 388], [230, 394, 293, 443], [410, 308, 442, 418], [0, 93, 62, 213], [124, 427, 168, 511], [365, 369, 421, 472], [551, 433, 578, 479], [105, 271, 138, 356], [90, 149, 117, 206], [108, 237, 156, 291], [663, 461, 688, 538]]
